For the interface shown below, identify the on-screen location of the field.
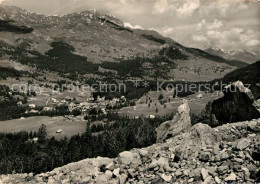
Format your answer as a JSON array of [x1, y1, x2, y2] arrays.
[[118, 91, 223, 117], [0, 116, 86, 139]]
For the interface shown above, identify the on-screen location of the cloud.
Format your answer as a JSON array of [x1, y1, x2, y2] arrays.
[[199, 1, 230, 18], [246, 40, 260, 46], [203, 27, 260, 50], [176, 0, 199, 17], [191, 35, 210, 49], [206, 28, 243, 46], [155, 26, 175, 35], [207, 19, 223, 30], [153, 0, 169, 14], [119, 0, 127, 5], [124, 22, 143, 29], [152, 0, 176, 15], [197, 19, 206, 30], [193, 35, 208, 43], [197, 19, 223, 30]]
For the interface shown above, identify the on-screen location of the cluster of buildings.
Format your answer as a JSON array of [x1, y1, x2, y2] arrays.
[[25, 94, 127, 117]]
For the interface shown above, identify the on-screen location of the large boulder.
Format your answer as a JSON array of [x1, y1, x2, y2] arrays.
[[118, 151, 142, 168], [156, 102, 191, 142], [174, 123, 219, 160], [211, 81, 260, 125]]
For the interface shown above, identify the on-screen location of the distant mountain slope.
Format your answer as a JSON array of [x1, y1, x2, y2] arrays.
[[0, 5, 248, 81], [206, 47, 259, 64], [188, 48, 248, 67]]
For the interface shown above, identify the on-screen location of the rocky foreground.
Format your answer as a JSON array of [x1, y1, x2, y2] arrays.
[[1, 115, 259, 183]]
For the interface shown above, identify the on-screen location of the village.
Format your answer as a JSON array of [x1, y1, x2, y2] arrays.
[[22, 91, 128, 119]]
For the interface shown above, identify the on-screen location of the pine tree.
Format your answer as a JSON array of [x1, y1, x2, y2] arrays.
[[86, 121, 91, 136], [158, 94, 164, 100], [155, 108, 158, 113], [37, 124, 47, 143]]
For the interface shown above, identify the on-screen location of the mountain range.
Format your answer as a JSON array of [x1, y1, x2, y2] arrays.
[[205, 47, 259, 64], [0, 5, 249, 81]]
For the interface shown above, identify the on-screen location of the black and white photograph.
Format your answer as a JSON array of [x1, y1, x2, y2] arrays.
[[0, 0, 259, 183]]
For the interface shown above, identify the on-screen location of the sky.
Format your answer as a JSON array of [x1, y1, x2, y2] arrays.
[[1, 0, 260, 52]]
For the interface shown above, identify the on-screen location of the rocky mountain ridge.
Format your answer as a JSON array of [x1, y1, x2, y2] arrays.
[[0, 5, 159, 66]]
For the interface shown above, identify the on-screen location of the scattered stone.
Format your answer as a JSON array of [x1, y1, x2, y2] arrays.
[[96, 174, 111, 183], [47, 177, 55, 184], [220, 150, 230, 160], [202, 176, 213, 184], [175, 170, 183, 177], [127, 169, 137, 178], [233, 164, 241, 172], [119, 174, 128, 184], [236, 138, 250, 150], [248, 133, 256, 137], [81, 176, 91, 183], [200, 152, 211, 161], [28, 173, 33, 177], [189, 168, 201, 181], [215, 176, 221, 184], [105, 170, 113, 179], [148, 157, 171, 172], [242, 167, 250, 180], [61, 179, 70, 184], [237, 151, 245, 159], [118, 151, 141, 168], [201, 168, 209, 181], [217, 165, 229, 175], [170, 154, 175, 160], [161, 173, 172, 182], [233, 158, 243, 164], [248, 121, 257, 131], [106, 162, 115, 171], [183, 170, 189, 176], [188, 178, 194, 183], [139, 149, 148, 157], [245, 151, 253, 161], [224, 173, 236, 181], [113, 168, 120, 177]]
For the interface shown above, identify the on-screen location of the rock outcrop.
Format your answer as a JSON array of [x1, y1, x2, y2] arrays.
[[1, 118, 259, 184], [211, 81, 260, 124], [156, 102, 192, 142]]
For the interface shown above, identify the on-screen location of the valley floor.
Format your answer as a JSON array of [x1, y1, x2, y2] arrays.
[[0, 116, 86, 139], [118, 91, 222, 117]]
